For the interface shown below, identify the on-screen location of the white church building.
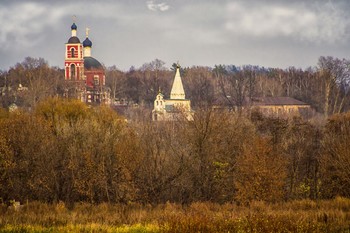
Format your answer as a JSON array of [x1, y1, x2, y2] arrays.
[[152, 64, 193, 121]]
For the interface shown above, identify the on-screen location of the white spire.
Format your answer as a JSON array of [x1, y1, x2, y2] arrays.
[[170, 63, 186, 100]]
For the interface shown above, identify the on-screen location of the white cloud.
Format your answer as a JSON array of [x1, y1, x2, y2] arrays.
[[147, 0, 170, 12], [225, 2, 350, 43]]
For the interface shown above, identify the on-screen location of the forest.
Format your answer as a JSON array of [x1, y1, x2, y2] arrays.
[[0, 56, 350, 231], [1, 56, 350, 116], [0, 97, 349, 204]]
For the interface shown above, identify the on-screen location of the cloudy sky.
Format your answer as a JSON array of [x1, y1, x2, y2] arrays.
[[1, 0, 350, 71]]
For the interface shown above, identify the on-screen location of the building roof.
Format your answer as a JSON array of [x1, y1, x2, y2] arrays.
[[67, 36, 80, 44], [83, 37, 92, 47], [249, 97, 309, 106], [84, 57, 103, 70], [170, 65, 186, 100], [71, 23, 77, 30]]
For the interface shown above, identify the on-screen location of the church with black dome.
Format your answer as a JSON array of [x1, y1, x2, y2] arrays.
[[64, 22, 110, 104]]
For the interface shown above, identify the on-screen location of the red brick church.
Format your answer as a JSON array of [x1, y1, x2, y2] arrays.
[[64, 22, 110, 104]]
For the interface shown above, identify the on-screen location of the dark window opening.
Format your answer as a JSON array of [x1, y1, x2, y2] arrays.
[[70, 64, 76, 79]]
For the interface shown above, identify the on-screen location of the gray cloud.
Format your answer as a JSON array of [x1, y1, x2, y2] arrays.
[[0, 2, 65, 50], [225, 1, 350, 43], [0, 0, 350, 71]]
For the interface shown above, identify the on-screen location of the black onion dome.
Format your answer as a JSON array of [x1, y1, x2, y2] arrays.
[[71, 23, 77, 30], [83, 37, 92, 47], [67, 36, 80, 43], [84, 57, 103, 70]]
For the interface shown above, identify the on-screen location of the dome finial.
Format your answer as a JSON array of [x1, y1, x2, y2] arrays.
[[70, 16, 77, 36], [85, 27, 90, 38], [83, 28, 92, 48], [176, 60, 180, 68]]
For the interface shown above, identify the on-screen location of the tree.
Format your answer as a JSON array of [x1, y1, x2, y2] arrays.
[[182, 66, 215, 107], [0, 110, 56, 202], [105, 66, 127, 103], [139, 59, 171, 106], [318, 56, 350, 117], [182, 108, 255, 203], [320, 112, 350, 198], [130, 119, 188, 204], [5, 57, 64, 109], [234, 136, 287, 204], [213, 65, 259, 112], [283, 117, 321, 200]]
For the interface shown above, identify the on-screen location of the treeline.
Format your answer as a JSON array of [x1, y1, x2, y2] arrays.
[[1, 56, 350, 117], [107, 56, 350, 116], [0, 98, 349, 205]]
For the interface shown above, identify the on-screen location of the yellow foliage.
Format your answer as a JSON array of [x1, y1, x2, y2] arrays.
[[234, 137, 287, 204]]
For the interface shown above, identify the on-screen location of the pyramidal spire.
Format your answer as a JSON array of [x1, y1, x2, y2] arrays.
[[170, 63, 185, 99]]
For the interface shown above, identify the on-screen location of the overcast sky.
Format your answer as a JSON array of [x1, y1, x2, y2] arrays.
[[1, 0, 350, 71]]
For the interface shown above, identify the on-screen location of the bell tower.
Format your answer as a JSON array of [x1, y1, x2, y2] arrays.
[[64, 20, 84, 81]]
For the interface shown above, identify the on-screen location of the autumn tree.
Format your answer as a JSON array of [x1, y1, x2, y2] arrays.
[[0, 110, 56, 202], [283, 117, 321, 200], [234, 136, 287, 204], [128, 117, 189, 204], [35, 98, 139, 204], [320, 112, 350, 198], [182, 108, 256, 203], [5, 57, 64, 109]]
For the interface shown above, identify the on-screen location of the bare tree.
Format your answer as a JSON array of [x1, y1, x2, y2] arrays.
[[183, 66, 215, 107], [6, 57, 63, 109], [105, 66, 126, 102], [318, 56, 350, 117]]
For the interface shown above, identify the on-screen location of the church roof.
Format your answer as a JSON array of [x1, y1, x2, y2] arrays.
[[84, 57, 103, 70], [83, 37, 92, 47], [71, 23, 77, 30], [67, 36, 80, 44], [248, 97, 309, 106], [170, 65, 186, 100]]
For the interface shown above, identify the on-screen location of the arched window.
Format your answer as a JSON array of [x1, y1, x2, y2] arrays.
[[70, 64, 76, 79], [71, 48, 75, 58]]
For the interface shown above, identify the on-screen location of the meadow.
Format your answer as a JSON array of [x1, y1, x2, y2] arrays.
[[1, 197, 350, 232]]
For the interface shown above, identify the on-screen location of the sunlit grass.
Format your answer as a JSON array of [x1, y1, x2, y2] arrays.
[[1, 198, 350, 232], [0, 223, 161, 233]]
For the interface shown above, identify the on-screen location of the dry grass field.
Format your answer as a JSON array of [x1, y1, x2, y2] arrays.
[[1, 197, 350, 232]]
